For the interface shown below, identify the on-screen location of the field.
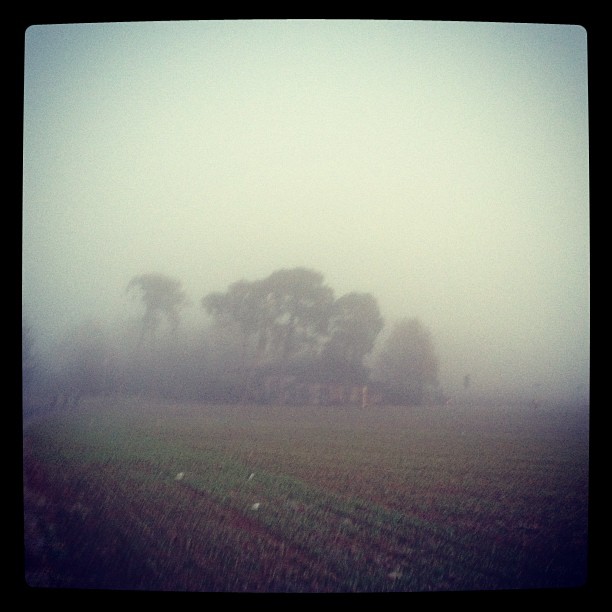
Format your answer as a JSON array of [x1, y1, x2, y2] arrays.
[[22, 397, 589, 593]]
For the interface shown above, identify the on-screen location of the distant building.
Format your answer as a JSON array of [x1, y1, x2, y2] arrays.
[[251, 375, 384, 407]]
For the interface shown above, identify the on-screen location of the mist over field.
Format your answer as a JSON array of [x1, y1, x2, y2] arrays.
[[22, 20, 589, 406]]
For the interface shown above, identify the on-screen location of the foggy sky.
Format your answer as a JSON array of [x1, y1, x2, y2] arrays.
[[22, 20, 589, 400]]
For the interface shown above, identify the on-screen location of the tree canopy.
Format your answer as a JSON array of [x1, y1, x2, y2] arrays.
[[128, 273, 188, 346], [322, 292, 384, 380], [28, 268, 441, 406], [374, 317, 439, 405], [202, 268, 383, 382]]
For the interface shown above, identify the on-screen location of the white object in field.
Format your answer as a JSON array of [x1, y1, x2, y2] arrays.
[[175, 472, 185, 480], [251, 502, 261, 511], [248, 472, 255, 480]]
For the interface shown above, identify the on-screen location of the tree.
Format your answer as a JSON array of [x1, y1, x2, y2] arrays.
[[258, 268, 334, 363], [201, 279, 268, 391], [374, 317, 439, 405], [203, 268, 336, 402], [203, 268, 334, 368], [321, 292, 384, 381], [203, 279, 267, 357], [128, 273, 187, 348]]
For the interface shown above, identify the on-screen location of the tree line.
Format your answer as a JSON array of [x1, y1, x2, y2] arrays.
[[23, 268, 441, 407]]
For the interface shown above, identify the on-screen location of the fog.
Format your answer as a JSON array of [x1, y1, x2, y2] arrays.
[[22, 20, 589, 404]]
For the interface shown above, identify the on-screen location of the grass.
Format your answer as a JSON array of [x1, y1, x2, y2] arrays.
[[22, 396, 589, 593]]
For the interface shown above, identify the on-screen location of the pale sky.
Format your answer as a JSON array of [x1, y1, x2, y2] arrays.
[[22, 20, 589, 400]]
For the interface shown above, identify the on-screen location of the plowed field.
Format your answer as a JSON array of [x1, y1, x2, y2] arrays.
[[22, 397, 589, 593]]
